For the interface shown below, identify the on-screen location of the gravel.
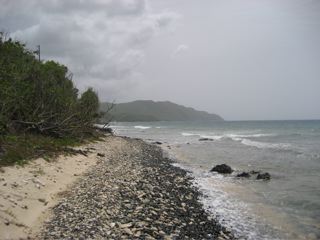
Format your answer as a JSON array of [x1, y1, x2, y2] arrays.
[[40, 136, 234, 239]]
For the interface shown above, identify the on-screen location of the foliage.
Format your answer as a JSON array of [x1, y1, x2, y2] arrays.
[[0, 32, 103, 137]]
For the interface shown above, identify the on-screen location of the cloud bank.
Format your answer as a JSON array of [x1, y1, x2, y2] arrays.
[[0, 0, 179, 100]]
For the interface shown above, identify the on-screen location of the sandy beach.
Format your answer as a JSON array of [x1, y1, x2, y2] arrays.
[[0, 139, 103, 239], [0, 135, 233, 239]]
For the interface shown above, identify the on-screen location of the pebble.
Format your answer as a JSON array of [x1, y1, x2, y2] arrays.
[[39, 137, 234, 239]]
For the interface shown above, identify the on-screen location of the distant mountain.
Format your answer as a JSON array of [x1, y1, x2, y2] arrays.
[[99, 100, 224, 122]]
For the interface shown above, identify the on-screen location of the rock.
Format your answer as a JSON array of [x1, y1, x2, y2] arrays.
[[38, 198, 46, 203], [152, 141, 162, 145], [210, 164, 233, 174], [199, 138, 213, 141], [33, 178, 46, 186], [123, 228, 133, 235], [97, 153, 105, 157], [257, 172, 271, 180], [134, 231, 141, 237], [120, 223, 133, 228], [236, 172, 251, 178]]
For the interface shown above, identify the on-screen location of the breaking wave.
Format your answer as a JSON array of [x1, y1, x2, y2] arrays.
[[181, 132, 291, 150], [134, 126, 151, 129]]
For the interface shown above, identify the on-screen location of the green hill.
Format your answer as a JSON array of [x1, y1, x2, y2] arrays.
[[100, 100, 224, 122]]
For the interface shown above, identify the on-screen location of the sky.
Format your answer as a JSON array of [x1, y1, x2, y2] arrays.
[[1, 0, 320, 120]]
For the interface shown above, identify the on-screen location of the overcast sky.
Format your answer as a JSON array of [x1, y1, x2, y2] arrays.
[[1, 0, 320, 120]]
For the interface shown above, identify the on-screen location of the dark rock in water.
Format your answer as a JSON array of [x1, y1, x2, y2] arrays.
[[210, 164, 233, 174], [257, 172, 271, 180], [199, 138, 213, 141], [250, 170, 261, 174], [236, 172, 251, 178], [152, 141, 162, 145]]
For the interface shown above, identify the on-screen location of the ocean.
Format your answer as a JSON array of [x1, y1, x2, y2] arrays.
[[109, 120, 320, 240]]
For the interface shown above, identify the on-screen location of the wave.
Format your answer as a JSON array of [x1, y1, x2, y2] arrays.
[[181, 132, 200, 136], [134, 126, 151, 129], [181, 132, 223, 140], [200, 135, 224, 140], [226, 133, 275, 138], [181, 132, 291, 151], [239, 139, 291, 150], [182, 132, 274, 138]]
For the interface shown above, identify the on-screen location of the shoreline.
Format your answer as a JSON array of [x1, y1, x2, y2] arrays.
[[1, 135, 233, 239]]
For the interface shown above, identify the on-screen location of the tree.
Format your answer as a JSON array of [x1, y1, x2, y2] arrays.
[[79, 88, 99, 121], [0, 33, 102, 138]]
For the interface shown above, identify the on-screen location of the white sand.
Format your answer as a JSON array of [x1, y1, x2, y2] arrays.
[[0, 142, 101, 239]]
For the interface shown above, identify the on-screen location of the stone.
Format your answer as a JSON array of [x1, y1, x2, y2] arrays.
[[199, 138, 213, 141], [236, 172, 251, 178], [210, 164, 233, 174], [123, 228, 133, 235], [120, 223, 133, 228], [257, 172, 271, 180]]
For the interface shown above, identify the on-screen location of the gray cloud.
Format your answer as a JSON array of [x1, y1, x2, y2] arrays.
[[0, 0, 178, 99], [1, 0, 320, 120], [172, 44, 189, 57]]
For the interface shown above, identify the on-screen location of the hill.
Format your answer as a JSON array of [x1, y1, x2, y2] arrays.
[[100, 100, 224, 122]]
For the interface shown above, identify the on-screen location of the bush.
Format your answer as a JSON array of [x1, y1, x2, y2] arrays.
[[0, 32, 101, 137]]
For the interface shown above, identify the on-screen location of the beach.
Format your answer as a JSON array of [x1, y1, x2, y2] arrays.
[[0, 135, 232, 239]]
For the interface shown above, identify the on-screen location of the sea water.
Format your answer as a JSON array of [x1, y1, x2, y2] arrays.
[[109, 120, 320, 240]]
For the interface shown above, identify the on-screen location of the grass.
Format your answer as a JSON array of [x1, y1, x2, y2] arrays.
[[0, 133, 103, 167]]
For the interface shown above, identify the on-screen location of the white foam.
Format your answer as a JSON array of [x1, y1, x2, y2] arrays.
[[195, 176, 279, 240], [226, 133, 274, 138], [134, 126, 151, 129], [181, 132, 199, 136], [181, 132, 224, 140], [170, 161, 278, 239], [231, 137, 291, 150], [182, 132, 274, 141], [200, 135, 224, 140]]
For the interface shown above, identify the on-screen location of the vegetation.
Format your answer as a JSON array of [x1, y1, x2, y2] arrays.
[[0, 32, 105, 166], [100, 100, 224, 122]]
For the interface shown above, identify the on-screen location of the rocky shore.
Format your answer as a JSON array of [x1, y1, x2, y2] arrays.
[[39, 136, 234, 239]]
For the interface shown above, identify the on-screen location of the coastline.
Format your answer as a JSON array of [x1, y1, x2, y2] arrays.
[[0, 135, 233, 239]]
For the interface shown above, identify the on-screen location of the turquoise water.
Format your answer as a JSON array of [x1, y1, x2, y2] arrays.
[[110, 120, 320, 240]]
